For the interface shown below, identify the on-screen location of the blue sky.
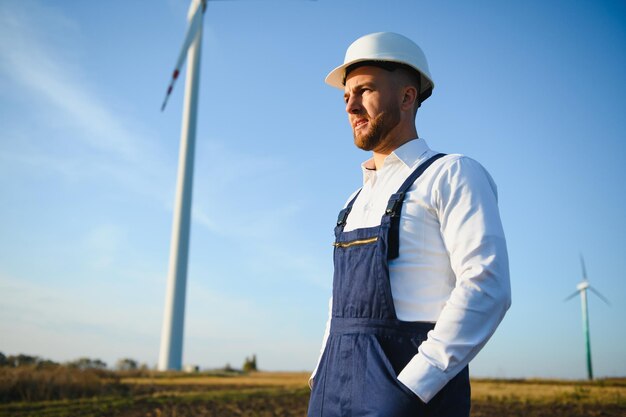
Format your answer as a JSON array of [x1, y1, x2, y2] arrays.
[[1, 0, 625, 378]]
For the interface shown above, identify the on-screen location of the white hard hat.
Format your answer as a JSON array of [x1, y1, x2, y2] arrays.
[[325, 32, 434, 103]]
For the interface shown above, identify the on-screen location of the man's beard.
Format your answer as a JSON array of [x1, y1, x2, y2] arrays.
[[353, 108, 401, 152]]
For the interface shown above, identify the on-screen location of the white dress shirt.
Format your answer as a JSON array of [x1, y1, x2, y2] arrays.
[[311, 138, 511, 403]]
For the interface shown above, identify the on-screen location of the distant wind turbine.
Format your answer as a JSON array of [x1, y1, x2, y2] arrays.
[[158, 0, 207, 372], [564, 255, 609, 380]]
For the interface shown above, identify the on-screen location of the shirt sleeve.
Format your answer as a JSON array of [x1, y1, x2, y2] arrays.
[[397, 156, 512, 403], [309, 296, 333, 389]]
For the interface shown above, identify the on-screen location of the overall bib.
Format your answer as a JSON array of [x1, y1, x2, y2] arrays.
[[308, 154, 470, 417]]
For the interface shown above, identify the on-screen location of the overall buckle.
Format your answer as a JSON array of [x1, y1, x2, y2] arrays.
[[385, 192, 405, 217]]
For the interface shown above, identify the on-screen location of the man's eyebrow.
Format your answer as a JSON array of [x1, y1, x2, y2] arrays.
[[352, 82, 376, 91], [344, 82, 376, 97]]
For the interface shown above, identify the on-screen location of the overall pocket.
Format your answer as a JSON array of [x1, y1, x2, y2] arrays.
[[308, 335, 356, 417], [307, 338, 335, 417], [353, 335, 424, 417]]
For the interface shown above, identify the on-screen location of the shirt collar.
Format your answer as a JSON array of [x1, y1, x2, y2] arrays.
[[361, 138, 431, 183]]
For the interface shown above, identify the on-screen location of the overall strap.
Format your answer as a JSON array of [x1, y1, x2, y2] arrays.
[[336, 189, 362, 228], [386, 153, 446, 260]]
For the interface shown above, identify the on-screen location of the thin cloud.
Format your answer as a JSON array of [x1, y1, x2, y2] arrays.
[[0, 0, 171, 204], [0, 1, 140, 160]]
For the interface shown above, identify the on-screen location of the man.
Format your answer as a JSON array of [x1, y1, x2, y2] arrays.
[[307, 32, 511, 417]]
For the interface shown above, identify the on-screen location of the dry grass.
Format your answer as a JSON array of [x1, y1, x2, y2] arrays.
[[0, 366, 126, 402], [123, 371, 310, 388], [1, 370, 624, 417], [471, 378, 626, 404]]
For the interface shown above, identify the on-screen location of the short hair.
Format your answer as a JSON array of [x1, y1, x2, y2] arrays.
[[345, 59, 419, 84], [343, 60, 423, 109]]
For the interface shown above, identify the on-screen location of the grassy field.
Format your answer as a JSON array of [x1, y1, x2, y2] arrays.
[[1, 371, 624, 417]]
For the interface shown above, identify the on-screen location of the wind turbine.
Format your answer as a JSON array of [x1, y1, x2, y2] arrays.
[[158, 0, 207, 371], [564, 255, 609, 380], [157, 0, 316, 372]]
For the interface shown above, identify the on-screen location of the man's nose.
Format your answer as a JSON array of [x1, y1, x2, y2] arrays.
[[345, 95, 362, 114]]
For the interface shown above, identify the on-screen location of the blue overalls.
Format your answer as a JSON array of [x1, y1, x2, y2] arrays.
[[308, 154, 470, 417]]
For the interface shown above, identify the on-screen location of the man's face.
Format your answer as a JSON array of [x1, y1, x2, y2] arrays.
[[343, 66, 402, 152]]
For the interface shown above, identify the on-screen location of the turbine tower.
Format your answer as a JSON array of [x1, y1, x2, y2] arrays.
[[158, 0, 207, 371], [564, 255, 609, 380]]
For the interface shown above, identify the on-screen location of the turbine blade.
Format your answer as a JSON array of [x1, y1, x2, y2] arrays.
[[564, 290, 580, 302], [161, 0, 207, 111], [580, 254, 588, 281], [588, 286, 610, 305]]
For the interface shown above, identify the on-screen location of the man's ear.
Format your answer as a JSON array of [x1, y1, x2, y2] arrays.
[[401, 86, 418, 111]]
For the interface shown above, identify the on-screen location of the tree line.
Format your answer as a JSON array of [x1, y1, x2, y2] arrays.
[[0, 352, 259, 373], [0, 352, 145, 371]]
